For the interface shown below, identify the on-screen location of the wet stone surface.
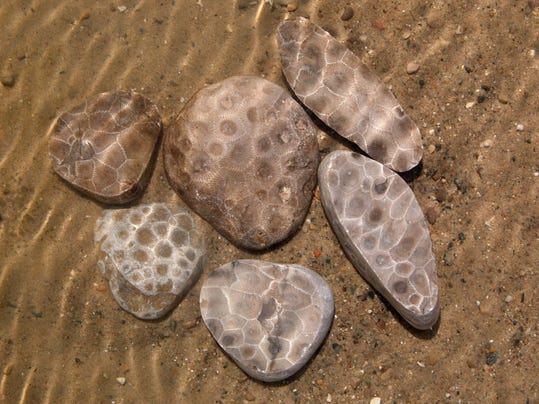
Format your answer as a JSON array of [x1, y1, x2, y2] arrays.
[[277, 17, 422, 172], [318, 150, 439, 329], [163, 75, 319, 251], [94, 203, 205, 320], [200, 259, 334, 382], [48, 91, 162, 204]]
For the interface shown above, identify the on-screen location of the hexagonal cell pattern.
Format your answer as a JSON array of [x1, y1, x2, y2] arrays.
[[163, 76, 320, 250], [200, 260, 334, 382], [48, 91, 162, 204], [94, 203, 205, 319], [277, 17, 422, 172], [318, 151, 439, 329]]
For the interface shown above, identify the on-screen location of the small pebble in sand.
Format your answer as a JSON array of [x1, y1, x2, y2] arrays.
[[287, 3, 297, 12], [406, 62, 420, 74], [498, 94, 509, 104], [340, 6, 354, 21], [164, 76, 319, 251], [516, 123, 524, 131], [1, 74, 15, 87], [116, 377, 126, 385], [504, 295, 514, 303], [370, 398, 382, 404]]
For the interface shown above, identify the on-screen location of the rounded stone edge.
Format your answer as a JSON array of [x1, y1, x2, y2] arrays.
[[318, 151, 439, 330], [200, 259, 335, 382]]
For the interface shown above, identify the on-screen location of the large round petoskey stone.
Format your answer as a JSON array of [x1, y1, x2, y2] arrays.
[[200, 260, 334, 382], [94, 203, 205, 320], [48, 90, 162, 204], [163, 76, 320, 251]]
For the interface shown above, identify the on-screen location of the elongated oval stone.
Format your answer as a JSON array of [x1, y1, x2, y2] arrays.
[[318, 151, 439, 329], [277, 17, 422, 172], [95, 203, 205, 319], [164, 76, 319, 250], [200, 260, 334, 382], [48, 91, 162, 204]]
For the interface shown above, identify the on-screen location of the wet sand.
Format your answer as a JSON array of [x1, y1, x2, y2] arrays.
[[0, 1, 537, 402]]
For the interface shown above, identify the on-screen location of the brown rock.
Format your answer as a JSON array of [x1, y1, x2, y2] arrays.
[[164, 76, 319, 250], [48, 91, 162, 204], [341, 6, 354, 21]]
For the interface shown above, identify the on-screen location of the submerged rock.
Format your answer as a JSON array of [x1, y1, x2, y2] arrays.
[[163, 75, 319, 251], [48, 91, 162, 204], [200, 260, 334, 382], [94, 203, 205, 319], [318, 151, 439, 329], [277, 17, 422, 172]]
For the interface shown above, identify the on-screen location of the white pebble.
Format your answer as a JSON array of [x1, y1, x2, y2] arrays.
[[117, 5, 127, 12], [370, 398, 382, 404], [465, 101, 475, 109], [326, 393, 332, 402], [504, 295, 514, 303], [480, 139, 493, 148], [116, 377, 126, 385], [516, 123, 524, 131]]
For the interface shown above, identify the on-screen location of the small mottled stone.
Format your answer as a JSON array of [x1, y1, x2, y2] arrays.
[[95, 203, 205, 319], [200, 260, 334, 382], [48, 91, 162, 204], [164, 76, 319, 250], [1, 74, 15, 87], [277, 17, 423, 172], [318, 151, 439, 329]]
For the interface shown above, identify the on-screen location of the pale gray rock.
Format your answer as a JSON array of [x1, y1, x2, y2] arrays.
[[94, 203, 205, 319], [200, 260, 334, 382], [277, 17, 423, 172], [318, 151, 439, 329]]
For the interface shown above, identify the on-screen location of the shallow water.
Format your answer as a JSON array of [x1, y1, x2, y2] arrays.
[[1, 1, 537, 402]]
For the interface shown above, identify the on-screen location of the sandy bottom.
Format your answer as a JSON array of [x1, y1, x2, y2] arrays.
[[0, 1, 537, 402]]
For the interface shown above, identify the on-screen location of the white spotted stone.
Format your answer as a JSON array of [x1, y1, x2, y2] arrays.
[[95, 203, 205, 319]]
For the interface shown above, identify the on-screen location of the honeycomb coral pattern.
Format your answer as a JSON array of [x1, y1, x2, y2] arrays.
[[318, 151, 439, 329], [277, 17, 422, 172], [164, 76, 320, 250], [48, 91, 162, 204], [94, 203, 205, 319], [200, 260, 334, 382]]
